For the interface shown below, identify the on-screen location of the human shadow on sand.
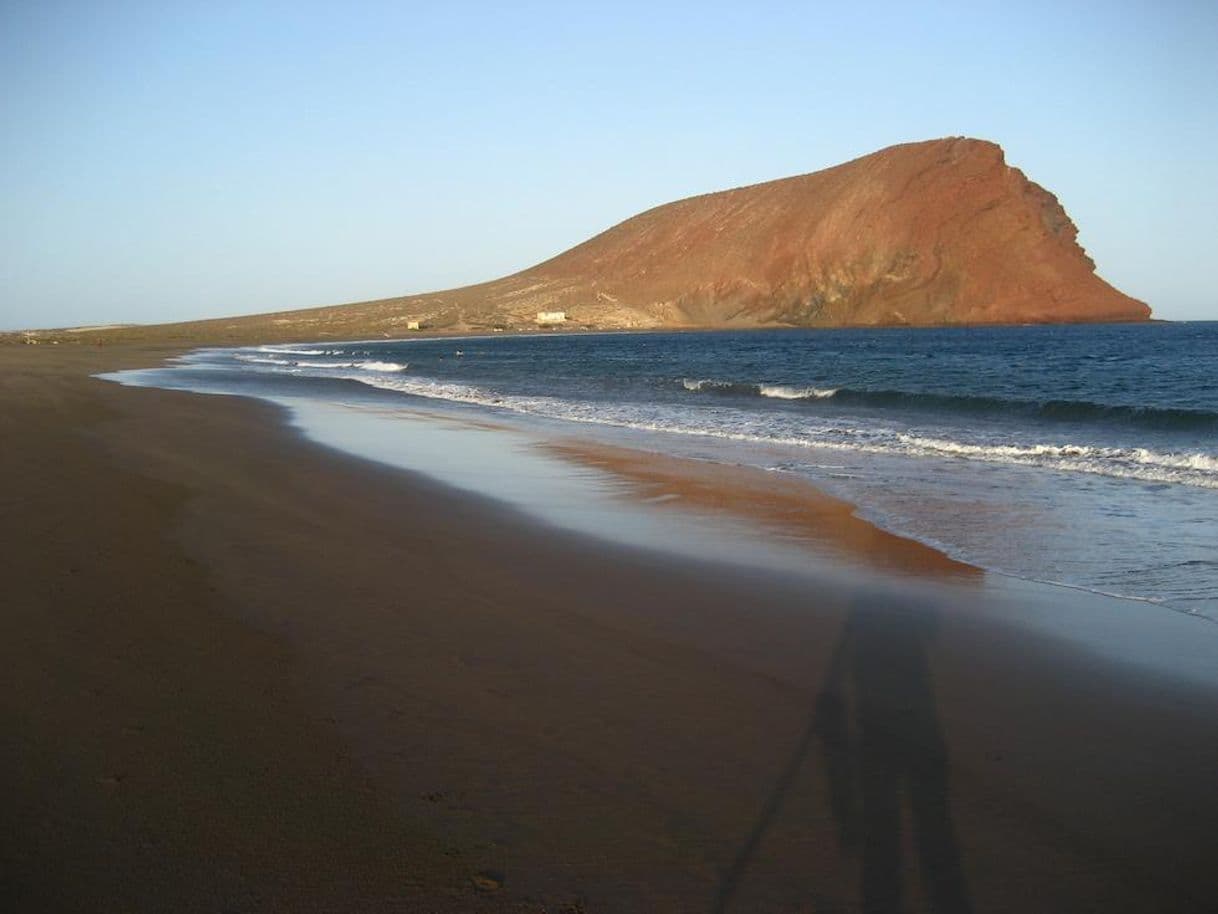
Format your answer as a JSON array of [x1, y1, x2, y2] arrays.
[[713, 595, 972, 913]]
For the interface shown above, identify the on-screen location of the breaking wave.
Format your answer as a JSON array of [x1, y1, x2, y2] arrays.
[[679, 378, 1218, 431], [683, 378, 835, 399], [257, 346, 326, 355], [348, 372, 1218, 490], [759, 384, 840, 400], [236, 354, 407, 372]]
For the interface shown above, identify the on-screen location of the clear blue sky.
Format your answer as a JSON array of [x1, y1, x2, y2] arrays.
[[2, 0, 1215, 330]]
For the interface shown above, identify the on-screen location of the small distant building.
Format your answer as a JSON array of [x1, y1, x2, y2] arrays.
[[406, 320, 421, 331], [536, 310, 567, 325]]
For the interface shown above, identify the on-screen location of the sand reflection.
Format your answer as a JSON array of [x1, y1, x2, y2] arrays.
[[542, 440, 982, 582]]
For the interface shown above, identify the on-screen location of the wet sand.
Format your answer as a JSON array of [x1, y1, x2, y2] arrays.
[[539, 439, 980, 579], [4, 343, 1218, 912]]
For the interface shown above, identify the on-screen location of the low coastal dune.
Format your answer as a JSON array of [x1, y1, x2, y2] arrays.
[[4, 344, 1217, 912]]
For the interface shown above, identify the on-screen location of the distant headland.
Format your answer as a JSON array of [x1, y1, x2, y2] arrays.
[[8, 137, 1149, 345]]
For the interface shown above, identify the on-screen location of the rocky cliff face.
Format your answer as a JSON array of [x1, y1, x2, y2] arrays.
[[23, 137, 1145, 345]]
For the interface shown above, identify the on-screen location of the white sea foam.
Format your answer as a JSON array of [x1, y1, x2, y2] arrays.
[[1132, 448, 1218, 473], [758, 384, 839, 400], [890, 434, 1218, 481], [681, 378, 838, 399], [232, 347, 1218, 490], [236, 354, 291, 365], [258, 346, 325, 355], [251, 358, 407, 372], [339, 372, 1218, 490]]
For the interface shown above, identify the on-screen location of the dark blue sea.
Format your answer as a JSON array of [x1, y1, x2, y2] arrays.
[[113, 322, 1218, 619]]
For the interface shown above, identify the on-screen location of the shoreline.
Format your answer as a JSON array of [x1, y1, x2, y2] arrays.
[[169, 362, 1218, 681], [104, 342, 985, 587], [5, 343, 1218, 911], [116, 335, 1215, 622]]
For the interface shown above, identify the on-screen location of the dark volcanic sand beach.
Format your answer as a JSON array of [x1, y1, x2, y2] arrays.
[[4, 344, 1218, 913]]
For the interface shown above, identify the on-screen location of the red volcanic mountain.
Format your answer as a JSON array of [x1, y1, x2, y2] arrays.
[[475, 135, 1148, 329], [16, 137, 1148, 345]]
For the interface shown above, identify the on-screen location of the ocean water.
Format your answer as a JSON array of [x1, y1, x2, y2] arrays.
[[112, 323, 1218, 620]]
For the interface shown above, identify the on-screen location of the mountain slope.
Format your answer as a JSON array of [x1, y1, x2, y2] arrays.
[[10, 137, 1150, 345], [464, 136, 1148, 329]]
